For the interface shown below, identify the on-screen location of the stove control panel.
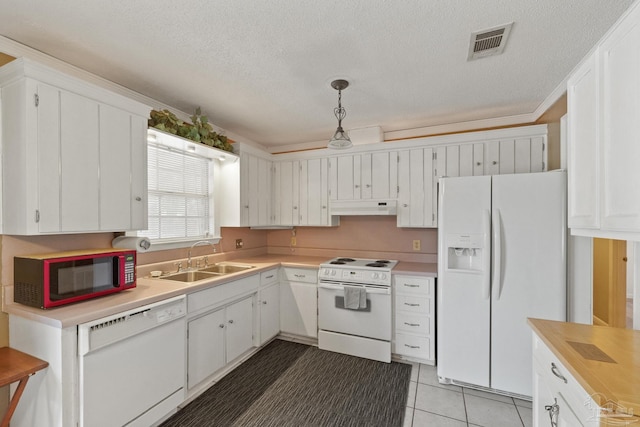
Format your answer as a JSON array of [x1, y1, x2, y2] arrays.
[[319, 268, 390, 286]]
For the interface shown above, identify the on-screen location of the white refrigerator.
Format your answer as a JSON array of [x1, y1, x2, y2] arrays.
[[436, 171, 566, 397]]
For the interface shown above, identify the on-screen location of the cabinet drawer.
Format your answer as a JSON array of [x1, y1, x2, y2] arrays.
[[394, 275, 432, 295], [395, 333, 431, 359], [281, 267, 317, 284], [395, 295, 430, 314], [396, 313, 430, 334], [188, 274, 259, 314], [533, 334, 592, 421], [260, 268, 279, 286]]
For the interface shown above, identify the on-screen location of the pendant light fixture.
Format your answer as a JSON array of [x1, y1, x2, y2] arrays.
[[328, 79, 353, 149]]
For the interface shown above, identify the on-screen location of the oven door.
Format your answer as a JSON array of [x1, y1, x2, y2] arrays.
[[318, 281, 391, 341]]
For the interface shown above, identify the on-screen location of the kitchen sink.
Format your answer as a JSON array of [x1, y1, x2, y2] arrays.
[[159, 271, 222, 282], [198, 263, 255, 274]]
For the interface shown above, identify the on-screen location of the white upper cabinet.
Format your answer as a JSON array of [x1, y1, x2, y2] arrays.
[[600, 4, 640, 232], [273, 158, 337, 227], [0, 58, 151, 235], [397, 148, 435, 228], [568, 2, 640, 238], [567, 53, 600, 230], [329, 152, 397, 201]]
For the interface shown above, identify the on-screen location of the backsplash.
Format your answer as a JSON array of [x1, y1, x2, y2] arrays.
[[266, 216, 436, 263]]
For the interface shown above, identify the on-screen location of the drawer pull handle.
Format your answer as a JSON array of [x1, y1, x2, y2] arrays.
[[404, 303, 420, 307], [404, 344, 420, 349], [550, 363, 567, 384], [294, 274, 306, 278], [404, 284, 419, 288], [404, 322, 420, 327], [265, 275, 274, 279]]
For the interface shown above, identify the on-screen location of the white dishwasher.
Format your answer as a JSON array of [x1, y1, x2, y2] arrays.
[[78, 295, 186, 427]]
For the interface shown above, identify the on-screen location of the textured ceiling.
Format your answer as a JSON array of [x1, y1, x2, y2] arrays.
[[0, 1, 634, 149]]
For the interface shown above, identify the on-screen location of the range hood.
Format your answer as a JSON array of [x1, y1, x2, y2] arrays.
[[330, 200, 397, 216]]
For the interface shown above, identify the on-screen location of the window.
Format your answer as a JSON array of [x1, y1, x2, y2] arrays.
[[133, 130, 231, 249], [140, 142, 213, 241]]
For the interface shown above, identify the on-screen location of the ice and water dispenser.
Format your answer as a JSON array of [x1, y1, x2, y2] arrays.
[[445, 233, 485, 272]]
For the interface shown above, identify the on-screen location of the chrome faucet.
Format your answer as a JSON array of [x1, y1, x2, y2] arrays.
[[188, 240, 217, 269]]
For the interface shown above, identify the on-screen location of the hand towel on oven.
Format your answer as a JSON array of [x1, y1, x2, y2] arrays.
[[343, 285, 366, 309]]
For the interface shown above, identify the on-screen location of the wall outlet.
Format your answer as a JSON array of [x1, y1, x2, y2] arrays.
[[235, 239, 243, 249], [413, 240, 421, 251], [291, 236, 297, 246]]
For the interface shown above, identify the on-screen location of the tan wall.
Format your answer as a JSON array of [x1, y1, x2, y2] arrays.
[[267, 216, 436, 263]]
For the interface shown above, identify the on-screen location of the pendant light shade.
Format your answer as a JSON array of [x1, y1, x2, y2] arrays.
[[328, 79, 353, 149]]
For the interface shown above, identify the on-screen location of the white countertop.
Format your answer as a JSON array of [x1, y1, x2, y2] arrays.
[[4, 255, 437, 328]]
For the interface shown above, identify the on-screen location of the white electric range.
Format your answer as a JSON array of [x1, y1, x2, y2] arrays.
[[317, 257, 397, 362]]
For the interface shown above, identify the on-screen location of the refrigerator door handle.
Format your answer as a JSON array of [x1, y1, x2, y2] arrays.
[[483, 209, 491, 300], [492, 208, 504, 300]]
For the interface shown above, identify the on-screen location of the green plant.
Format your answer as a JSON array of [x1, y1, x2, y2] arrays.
[[148, 108, 234, 153]]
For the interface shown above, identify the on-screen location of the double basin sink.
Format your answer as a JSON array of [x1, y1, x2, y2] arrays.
[[157, 263, 255, 283]]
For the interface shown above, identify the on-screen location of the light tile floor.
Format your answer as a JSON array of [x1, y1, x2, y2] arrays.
[[403, 363, 532, 427]]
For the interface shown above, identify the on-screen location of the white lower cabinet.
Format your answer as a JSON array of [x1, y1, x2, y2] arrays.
[[393, 275, 435, 363], [532, 333, 594, 426], [258, 268, 280, 345], [187, 296, 254, 390], [280, 267, 318, 338], [186, 274, 259, 392]]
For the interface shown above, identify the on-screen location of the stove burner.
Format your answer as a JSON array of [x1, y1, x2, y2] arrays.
[[366, 262, 387, 268], [330, 261, 346, 265], [336, 258, 356, 262], [376, 260, 390, 264]]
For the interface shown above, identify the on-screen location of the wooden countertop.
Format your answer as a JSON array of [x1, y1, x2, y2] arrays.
[[528, 318, 640, 417], [5, 253, 436, 328]]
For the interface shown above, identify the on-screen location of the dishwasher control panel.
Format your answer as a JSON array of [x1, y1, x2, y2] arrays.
[[78, 295, 186, 355]]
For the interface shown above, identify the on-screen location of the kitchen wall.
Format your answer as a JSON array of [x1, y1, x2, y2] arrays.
[[267, 216, 435, 263]]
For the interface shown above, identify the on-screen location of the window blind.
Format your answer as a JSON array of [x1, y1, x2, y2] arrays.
[[140, 142, 212, 241]]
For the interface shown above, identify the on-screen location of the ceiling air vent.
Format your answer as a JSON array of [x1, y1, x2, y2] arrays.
[[467, 22, 513, 61]]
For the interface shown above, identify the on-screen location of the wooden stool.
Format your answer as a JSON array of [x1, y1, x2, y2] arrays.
[[0, 347, 48, 427]]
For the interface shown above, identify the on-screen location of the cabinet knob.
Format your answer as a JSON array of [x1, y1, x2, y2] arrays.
[[355, 185, 360, 188], [293, 206, 298, 210], [366, 184, 371, 188], [492, 161, 497, 165], [476, 162, 481, 166], [228, 319, 234, 324], [219, 324, 225, 328], [244, 205, 249, 209], [322, 206, 327, 209], [403, 203, 408, 208], [262, 301, 267, 305], [135, 196, 142, 202]]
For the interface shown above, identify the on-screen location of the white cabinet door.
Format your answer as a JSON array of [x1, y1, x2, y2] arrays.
[[226, 296, 254, 363], [371, 151, 397, 199], [130, 115, 148, 230], [273, 161, 296, 225], [567, 53, 600, 229], [280, 281, 317, 338], [397, 148, 435, 228], [259, 283, 280, 345], [188, 308, 226, 389], [600, 6, 640, 232], [59, 89, 100, 232], [238, 153, 272, 227], [36, 83, 62, 233], [99, 104, 133, 231], [333, 155, 356, 200]]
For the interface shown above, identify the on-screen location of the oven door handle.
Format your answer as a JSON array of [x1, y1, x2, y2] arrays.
[[318, 283, 391, 295]]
